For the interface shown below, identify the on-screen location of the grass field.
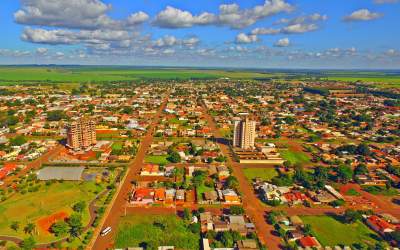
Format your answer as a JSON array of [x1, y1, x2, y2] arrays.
[[114, 214, 199, 249], [111, 142, 123, 151], [145, 155, 170, 165], [301, 215, 379, 246], [279, 149, 311, 165], [0, 181, 104, 243], [242, 168, 279, 182], [0, 66, 272, 84]]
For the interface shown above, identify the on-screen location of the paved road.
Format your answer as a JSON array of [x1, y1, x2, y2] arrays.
[[90, 94, 169, 250], [201, 100, 283, 250]]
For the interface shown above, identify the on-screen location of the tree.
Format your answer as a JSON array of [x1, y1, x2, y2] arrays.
[[51, 221, 69, 237], [167, 151, 181, 163], [68, 213, 83, 238], [343, 209, 362, 224], [230, 205, 244, 215], [10, 221, 19, 232], [183, 208, 191, 220], [336, 165, 353, 183], [356, 144, 370, 156], [47, 110, 66, 121], [389, 230, 400, 243], [72, 201, 86, 213], [354, 164, 368, 176], [21, 236, 36, 250], [225, 176, 239, 189], [10, 135, 27, 146], [24, 223, 36, 235]]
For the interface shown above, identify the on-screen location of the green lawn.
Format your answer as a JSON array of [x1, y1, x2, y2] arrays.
[[0, 181, 104, 243], [145, 155, 170, 165], [301, 215, 379, 246], [242, 168, 279, 182], [111, 142, 123, 151], [114, 215, 199, 249], [279, 149, 310, 165]]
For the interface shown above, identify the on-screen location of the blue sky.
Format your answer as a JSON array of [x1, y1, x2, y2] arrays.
[[0, 0, 400, 68]]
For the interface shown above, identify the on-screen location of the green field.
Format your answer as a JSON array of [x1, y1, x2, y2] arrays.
[[279, 149, 311, 165], [145, 155, 170, 165], [242, 168, 279, 182], [114, 214, 199, 249], [0, 181, 104, 243], [111, 142, 123, 151], [301, 215, 379, 246], [0, 66, 272, 84]]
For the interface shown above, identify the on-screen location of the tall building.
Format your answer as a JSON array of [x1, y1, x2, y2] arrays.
[[233, 117, 256, 149], [66, 117, 97, 150]]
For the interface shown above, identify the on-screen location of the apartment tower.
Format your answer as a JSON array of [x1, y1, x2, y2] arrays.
[[67, 117, 97, 150], [233, 116, 256, 149]]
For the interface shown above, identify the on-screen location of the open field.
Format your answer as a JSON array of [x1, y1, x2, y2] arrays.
[[242, 168, 279, 182], [279, 149, 310, 165], [0, 181, 104, 243], [301, 215, 379, 247], [144, 155, 170, 165], [114, 214, 199, 249], [0, 66, 272, 84]]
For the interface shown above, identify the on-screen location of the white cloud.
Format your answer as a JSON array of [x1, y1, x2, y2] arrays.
[[153, 0, 293, 29], [344, 9, 383, 22], [235, 33, 258, 44], [385, 49, 399, 56], [274, 38, 290, 47], [36, 47, 48, 55], [282, 23, 319, 34], [153, 6, 216, 28], [14, 0, 148, 30], [251, 27, 280, 35]]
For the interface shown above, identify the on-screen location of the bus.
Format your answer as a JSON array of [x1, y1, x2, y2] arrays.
[[100, 226, 112, 236]]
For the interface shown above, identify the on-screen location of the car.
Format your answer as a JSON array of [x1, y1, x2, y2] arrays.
[[100, 226, 112, 236]]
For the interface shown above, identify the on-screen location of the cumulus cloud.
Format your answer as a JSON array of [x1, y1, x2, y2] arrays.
[[21, 28, 131, 45], [0, 49, 31, 57], [36, 47, 48, 55], [153, 6, 216, 28], [153, 0, 293, 29], [344, 9, 383, 22], [235, 33, 258, 44], [282, 23, 319, 34], [14, 0, 148, 30], [274, 38, 290, 47], [251, 27, 280, 35]]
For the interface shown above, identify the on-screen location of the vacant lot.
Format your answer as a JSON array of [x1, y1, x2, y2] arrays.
[[144, 155, 170, 165], [301, 215, 379, 246], [114, 214, 199, 249], [279, 149, 310, 165], [0, 181, 103, 243], [242, 168, 279, 182]]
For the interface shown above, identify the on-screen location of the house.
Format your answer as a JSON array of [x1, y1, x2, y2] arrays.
[[217, 165, 230, 180], [290, 215, 304, 227], [298, 236, 321, 248], [175, 189, 185, 204], [131, 188, 154, 205], [140, 164, 164, 176], [366, 215, 395, 235], [228, 215, 246, 235], [203, 191, 218, 203], [221, 189, 240, 204]]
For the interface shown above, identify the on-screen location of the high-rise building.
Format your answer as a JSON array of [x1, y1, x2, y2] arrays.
[[233, 117, 256, 149], [66, 117, 97, 150]]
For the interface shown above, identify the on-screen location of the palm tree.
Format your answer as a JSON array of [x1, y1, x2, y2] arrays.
[[24, 223, 36, 235], [10, 221, 19, 232]]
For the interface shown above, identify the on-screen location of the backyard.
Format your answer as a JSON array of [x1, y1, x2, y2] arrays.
[[301, 215, 379, 247], [114, 214, 199, 249]]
